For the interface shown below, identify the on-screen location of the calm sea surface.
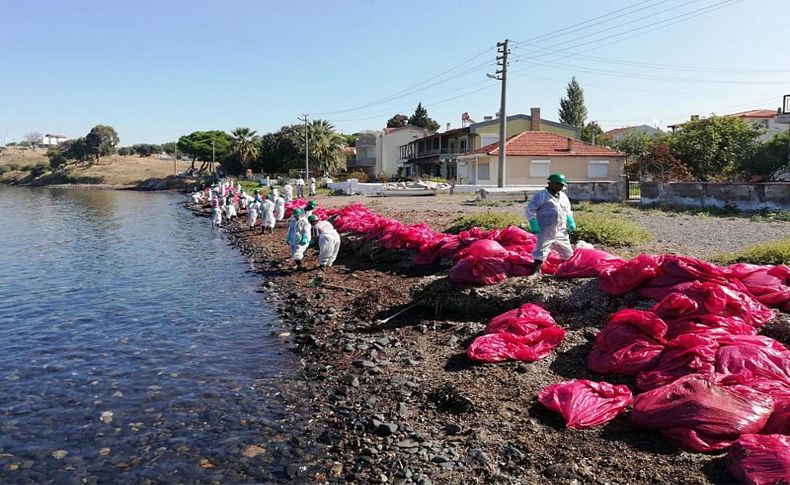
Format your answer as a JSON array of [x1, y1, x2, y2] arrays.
[[0, 187, 303, 483]]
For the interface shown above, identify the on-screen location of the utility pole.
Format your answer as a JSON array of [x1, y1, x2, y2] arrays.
[[298, 114, 309, 180], [495, 39, 509, 188]]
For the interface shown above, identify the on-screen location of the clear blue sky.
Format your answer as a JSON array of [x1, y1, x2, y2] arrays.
[[1, 0, 788, 145]]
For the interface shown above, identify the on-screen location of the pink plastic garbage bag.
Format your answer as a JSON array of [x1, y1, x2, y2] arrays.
[[599, 254, 663, 294], [631, 374, 774, 452], [448, 257, 510, 286], [538, 380, 633, 429], [466, 327, 566, 363], [730, 263, 790, 311], [587, 309, 668, 376], [726, 434, 790, 485], [636, 334, 718, 391], [554, 248, 625, 279], [485, 303, 556, 334]]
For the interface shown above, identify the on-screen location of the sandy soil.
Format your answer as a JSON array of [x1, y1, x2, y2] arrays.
[[191, 194, 789, 484]]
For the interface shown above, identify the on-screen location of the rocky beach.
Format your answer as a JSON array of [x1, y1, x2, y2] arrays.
[[193, 194, 790, 484]]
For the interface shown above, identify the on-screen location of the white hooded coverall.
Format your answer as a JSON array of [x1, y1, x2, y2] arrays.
[[524, 188, 574, 261], [247, 200, 261, 228], [313, 220, 340, 267], [286, 216, 311, 261], [274, 196, 285, 221], [261, 199, 275, 229]]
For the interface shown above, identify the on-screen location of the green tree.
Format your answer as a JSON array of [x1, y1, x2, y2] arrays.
[[581, 121, 603, 145], [308, 119, 347, 175], [61, 137, 91, 163], [558, 76, 588, 128], [408, 103, 440, 131], [177, 131, 233, 173], [609, 131, 652, 178], [131, 144, 161, 157], [387, 114, 409, 128], [118, 146, 135, 156], [46, 147, 68, 170], [85, 125, 119, 164], [746, 131, 790, 181], [670, 116, 762, 181], [231, 127, 260, 169], [258, 125, 305, 174], [161, 142, 177, 156]]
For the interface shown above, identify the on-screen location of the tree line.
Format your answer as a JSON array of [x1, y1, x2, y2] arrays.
[[557, 77, 789, 181]]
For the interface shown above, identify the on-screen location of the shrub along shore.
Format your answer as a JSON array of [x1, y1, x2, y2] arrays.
[[190, 194, 789, 483]]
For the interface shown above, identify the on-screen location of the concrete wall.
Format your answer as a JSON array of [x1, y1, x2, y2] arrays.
[[567, 181, 627, 201], [640, 182, 790, 210]]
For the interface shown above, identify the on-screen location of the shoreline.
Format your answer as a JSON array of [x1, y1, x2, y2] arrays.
[[191, 195, 790, 484]]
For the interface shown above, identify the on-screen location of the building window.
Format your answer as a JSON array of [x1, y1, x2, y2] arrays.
[[588, 160, 609, 178], [477, 162, 490, 181], [459, 139, 467, 152], [433, 138, 440, 149], [529, 159, 550, 178], [480, 135, 499, 148]]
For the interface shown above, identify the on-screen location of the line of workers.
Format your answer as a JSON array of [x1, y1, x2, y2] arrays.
[[190, 179, 339, 270]]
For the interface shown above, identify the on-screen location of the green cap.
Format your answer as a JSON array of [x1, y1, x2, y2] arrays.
[[293, 208, 303, 217], [308, 215, 318, 224], [306, 201, 317, 210], [548, 173, 567, 186]]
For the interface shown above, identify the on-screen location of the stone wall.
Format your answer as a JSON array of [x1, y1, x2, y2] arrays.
[[640, 182, 790, 210], [566, 181, 627, 201]]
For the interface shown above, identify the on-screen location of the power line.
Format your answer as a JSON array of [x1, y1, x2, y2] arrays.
[[512, 0, 670, 46], [509, 0, 742, 77], [310, 46, 495, 116]]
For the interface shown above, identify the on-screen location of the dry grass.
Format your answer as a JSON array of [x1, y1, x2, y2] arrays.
[[0, 148, 196, 186]]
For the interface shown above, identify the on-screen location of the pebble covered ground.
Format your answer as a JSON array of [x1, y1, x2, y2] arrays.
[[197, 193, 789, 484]]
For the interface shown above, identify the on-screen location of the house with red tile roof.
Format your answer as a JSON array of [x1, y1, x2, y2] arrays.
[[457, 130, 624, 186], [601, 125, 661, 142], [668, 108, 785, 141]]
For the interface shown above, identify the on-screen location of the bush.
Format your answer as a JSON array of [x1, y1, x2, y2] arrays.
[[572, 213, 653, 247], [710, 238, 790, 265], [445, 211, 525, 234], [336, 171, 369, 182]]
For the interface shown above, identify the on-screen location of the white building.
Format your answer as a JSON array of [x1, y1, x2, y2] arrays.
[[375, 125, 435, 178], [42, 133, 68, 146]]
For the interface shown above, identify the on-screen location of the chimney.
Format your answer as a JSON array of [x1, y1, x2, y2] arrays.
[[530, 107, 541, 131], [691, 115, 699, 121], [446, 122, 451, 131], [483, 116, 493, 121], [567, 137, 574, 153]]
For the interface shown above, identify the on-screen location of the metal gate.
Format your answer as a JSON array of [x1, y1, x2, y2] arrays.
[[626, 177, 640, 201]]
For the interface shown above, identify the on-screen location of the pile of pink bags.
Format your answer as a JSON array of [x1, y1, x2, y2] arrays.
[[284, 198, 329, 220], [327, 204, 633, 285], [466, 303, 565, 363], [589, 256, 789, 454]]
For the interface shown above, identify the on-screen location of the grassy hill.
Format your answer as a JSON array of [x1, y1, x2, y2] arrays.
[[0, 148, 201, 188]]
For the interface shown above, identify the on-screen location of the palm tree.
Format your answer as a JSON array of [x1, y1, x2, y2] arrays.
[[231, 127, 260, 169], [308, 120, 347, 175]]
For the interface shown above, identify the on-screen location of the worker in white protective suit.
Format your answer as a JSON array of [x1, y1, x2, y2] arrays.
[[273, 193, 286, 222], [247, 196, 261, 229], [260, 193, 276, 233], [286, 208, 311, 269], [308, 177, 316, 197], [224, 195, 237, 221], [282, 183, 293, 202], [524, 173, 576, 277], [295, 177, 305, 198], [308, 215, 340, 268]]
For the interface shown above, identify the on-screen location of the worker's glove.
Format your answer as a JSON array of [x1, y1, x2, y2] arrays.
[[299, 235, 309, 245], [528, 218, 541, 234], [566, 215, 576, 233]]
